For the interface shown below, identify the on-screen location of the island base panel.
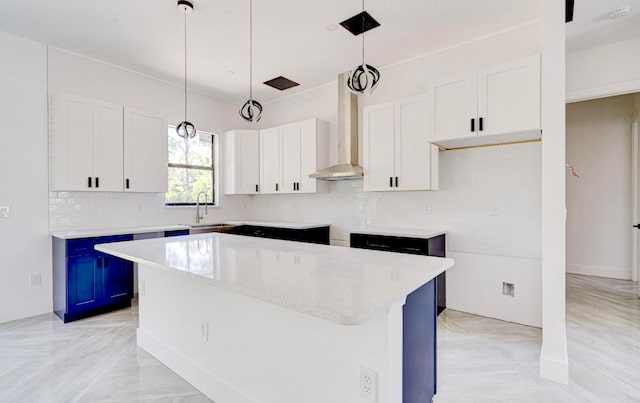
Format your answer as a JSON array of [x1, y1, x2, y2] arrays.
[[136, 264, 403, 403]]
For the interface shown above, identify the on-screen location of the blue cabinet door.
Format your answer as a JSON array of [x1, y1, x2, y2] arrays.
[[102, 255, 133, 304], [67, 255, 103, 313]]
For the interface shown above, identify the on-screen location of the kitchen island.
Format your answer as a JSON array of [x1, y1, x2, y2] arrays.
[[96, 232, 453, 403]]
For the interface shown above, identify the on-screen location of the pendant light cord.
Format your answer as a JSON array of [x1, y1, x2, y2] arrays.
[[184, 10, 188, 123], [249, 0, 253, 104], [361, 0, 365, 65]]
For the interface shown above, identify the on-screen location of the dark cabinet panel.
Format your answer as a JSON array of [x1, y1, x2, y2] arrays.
[[229, 225, 330, 245], [54, 234, 134, 323], [67, 255, 102, 313]]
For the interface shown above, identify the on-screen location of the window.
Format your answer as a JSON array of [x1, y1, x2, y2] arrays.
[[166, 126, 216, 206]]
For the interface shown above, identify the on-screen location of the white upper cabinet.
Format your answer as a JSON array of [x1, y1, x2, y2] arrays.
[[52, 92, 123, 192], [258, 119, 329, 195], [92, 100, 124, 191], [123, 107, 168, 193], [223, 130, 260, 195], [363, 95, 438, 193], [477, 55, 541, 136], [426, 73, 477, 143], [260, 127, 281, 194], [427, 54, 541, 150]]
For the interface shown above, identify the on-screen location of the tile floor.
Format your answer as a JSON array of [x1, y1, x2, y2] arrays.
[[0, 274, 638, 402]]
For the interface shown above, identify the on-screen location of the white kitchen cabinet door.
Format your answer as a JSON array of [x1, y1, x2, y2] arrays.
[[92, 100, 123, 192], [427, 72, 477, 142], [280, 122, 302, 194], [53, 92, 94, 191], [123, 107, 168, 193], [363, 102, 395, 192], [477, 54, 540, 136], [223, 130, 260, 195], [298, 119, 329, 194], [394, 95, 431, 191], [260, 127, 281, 194]]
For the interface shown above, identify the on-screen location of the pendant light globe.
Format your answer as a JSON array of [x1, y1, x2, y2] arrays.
[[176, 0, 197, 139], [346, 0, 381, 96], [239, 0, 263, 123]]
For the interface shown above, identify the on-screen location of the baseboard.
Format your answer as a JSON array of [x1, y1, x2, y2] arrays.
[[539, 353, 569, 384], [137, 329, 255, 403], [566, 263, 630, 280]]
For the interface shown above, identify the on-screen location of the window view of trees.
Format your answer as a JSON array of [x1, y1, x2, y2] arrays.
[[166, 127, 215, 205]]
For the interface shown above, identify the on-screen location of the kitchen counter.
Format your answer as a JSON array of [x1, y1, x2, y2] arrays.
[[50, 224, 190, 240], [352, 226, 446, 240], [223, 220, 330, 230], [96, 232, 453, 326]]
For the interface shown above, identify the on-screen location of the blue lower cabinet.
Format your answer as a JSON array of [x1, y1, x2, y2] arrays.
[[54, 234, 134, 323]]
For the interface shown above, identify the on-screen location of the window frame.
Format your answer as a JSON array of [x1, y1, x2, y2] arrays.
[[165, 126, 217, 207]]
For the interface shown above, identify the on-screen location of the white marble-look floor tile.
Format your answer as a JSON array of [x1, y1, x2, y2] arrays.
[[1, 274, 638, 402]]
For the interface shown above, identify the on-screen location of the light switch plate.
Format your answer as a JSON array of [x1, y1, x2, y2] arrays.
[[0, 205, 10, 218]]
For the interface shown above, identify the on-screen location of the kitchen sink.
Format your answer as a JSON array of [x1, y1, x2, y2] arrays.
[[188, 223, 237, 235]]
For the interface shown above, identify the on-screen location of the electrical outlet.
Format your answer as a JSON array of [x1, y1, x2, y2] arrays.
[[29, 273, 41, 287], [0, 205, 10, 218], [140, 280, 146, 296], [360, 366, 377, 401], [201, 321, 210, 343], [424, 204, 431, 213], [503, 282, 515, 297]]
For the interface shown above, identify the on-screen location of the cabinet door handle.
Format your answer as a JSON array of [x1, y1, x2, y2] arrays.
[[256, 184, 259, 192], [395, 177, 398, 187], [126, 179, 130, 189], [293, 182, 296, 191], [479, 117, 484, 131], [471, 118, 475, 132], [104, 256, 109, 267], [88, 177, 92, 188], [97, 256, 102, 268], [389, 177, 393, 188], [95, 177, 99, 188], [276, 183, 279, 192]]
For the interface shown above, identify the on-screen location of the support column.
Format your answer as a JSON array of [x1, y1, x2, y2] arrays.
[[540, 0, 569, 384]]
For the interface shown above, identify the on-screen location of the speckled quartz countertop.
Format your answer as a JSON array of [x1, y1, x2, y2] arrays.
[[50, 225, 191, 240], [351, 227, 446, 239], [96, 233, 454, 326]]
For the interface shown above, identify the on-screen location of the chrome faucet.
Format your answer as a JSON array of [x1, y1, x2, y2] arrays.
[[195, 192, 208, 224]]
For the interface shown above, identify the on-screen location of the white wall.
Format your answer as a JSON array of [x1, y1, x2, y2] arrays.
[[243, 23, 544, 327], [566, 36, 640, 103], [47, 48, 250, 231], [566, 95, 634, 280], [0, 31, 51, 323]]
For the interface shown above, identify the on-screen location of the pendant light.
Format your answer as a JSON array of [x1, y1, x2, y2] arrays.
[[176, 0, 196, 139], [239, 0, 263, 122], [346, 0, 381, 95]]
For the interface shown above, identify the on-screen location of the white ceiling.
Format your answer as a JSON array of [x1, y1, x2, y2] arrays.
[[0, 1, 637, 103], [566, 0, 640, 52]]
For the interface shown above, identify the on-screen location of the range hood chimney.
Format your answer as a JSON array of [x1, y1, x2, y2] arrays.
[[309, 72, 364, 181]]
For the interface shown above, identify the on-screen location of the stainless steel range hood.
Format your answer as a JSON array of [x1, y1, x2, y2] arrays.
[[309, 72, 364, 181]]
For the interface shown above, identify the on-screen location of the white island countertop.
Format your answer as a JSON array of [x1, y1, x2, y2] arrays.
[[96, 233, 453, 326]]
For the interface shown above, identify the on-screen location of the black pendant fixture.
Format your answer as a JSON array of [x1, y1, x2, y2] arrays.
[[239, 0, 263, 122], [176, 0, 196, 139], [345, 0, 381, 95]]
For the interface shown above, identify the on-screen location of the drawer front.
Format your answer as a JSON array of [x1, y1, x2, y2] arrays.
[[165, 230, 189, 237], [67, 234, 133, 257], [350, 234, 429, 255]]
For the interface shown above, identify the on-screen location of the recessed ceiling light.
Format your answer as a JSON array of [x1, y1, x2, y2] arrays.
[[609, 7, 631, 20], [326, 24, 339, 32]]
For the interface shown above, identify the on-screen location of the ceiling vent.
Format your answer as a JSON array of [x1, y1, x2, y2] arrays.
[[263, 76, 300, 91], [340, 11, 380, 36]]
